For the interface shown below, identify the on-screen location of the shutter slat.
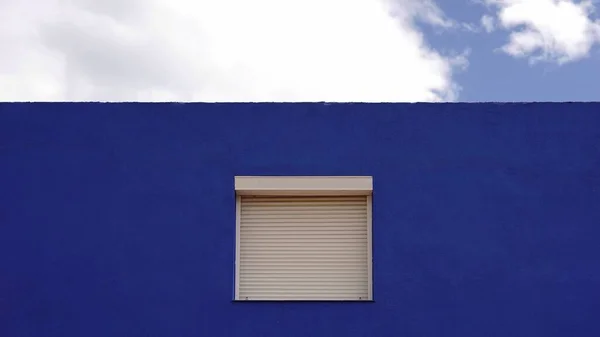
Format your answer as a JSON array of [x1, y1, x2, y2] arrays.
[[242, 226, 366, 231], [242, 209, 366, 213], [240, 244, 367, 249], [242, 255, 366, 259], [241, 231, 367, 235], [238, 195, 369, 301], [241, 215, 366, 220], [240, 219, 366, 224]]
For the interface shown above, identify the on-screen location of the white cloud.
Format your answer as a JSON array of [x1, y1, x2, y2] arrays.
[[388, 0, 456, 28], [462, 22, 481, 33], [450, 48, 472, 71], [481, 14, 495, 33], [484, 0, 600, 64], [0, 0, 467, 102]]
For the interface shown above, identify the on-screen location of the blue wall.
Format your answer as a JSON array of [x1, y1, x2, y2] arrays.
[[1, 103, 599, 337]]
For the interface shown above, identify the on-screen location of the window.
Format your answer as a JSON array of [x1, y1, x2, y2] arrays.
[[234, 176, 373, 301]]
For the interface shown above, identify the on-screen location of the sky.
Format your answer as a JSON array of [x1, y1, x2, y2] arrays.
[[0, 0, 599, 102]]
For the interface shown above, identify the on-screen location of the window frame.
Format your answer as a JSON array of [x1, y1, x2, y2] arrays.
[[234, 176, 373, 301]]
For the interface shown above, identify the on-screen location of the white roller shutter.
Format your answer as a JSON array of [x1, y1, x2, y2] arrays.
[[237, 195, 371, 301]]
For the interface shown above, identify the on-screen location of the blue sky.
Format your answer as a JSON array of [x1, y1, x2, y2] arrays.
[[0, 0, 599, 102], [426, 0, 600, 102]]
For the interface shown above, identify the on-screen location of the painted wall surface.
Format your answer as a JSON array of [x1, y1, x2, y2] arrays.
[[1, 103, 599, 337]]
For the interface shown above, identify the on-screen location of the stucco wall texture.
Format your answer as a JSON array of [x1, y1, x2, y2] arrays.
[[1, 103, 599, 337]]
